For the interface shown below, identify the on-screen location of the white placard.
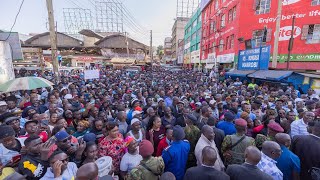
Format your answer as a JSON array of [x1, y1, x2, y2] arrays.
[[0, 41, 15, 84], [84, 70, 100, 80]]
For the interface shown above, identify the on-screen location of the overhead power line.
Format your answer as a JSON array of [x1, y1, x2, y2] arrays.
[[4, 0, 25, 41]]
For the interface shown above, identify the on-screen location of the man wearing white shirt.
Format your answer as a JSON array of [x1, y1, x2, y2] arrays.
[[290, 111, 315, 138]]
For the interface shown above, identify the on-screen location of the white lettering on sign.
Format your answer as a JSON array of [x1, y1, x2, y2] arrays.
[[282, 0, 300, 5], [310, 10, 320, 17], [276, 26, 301, 41], [259, 13, 306, 24], [242, 62, 258, 68]]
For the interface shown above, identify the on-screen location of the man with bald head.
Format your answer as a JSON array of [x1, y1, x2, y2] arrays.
[[194, 125, 224, 171], [184, 146, 229, 180], [226, 146, 272, 180], [257, 141, 283, 180], [75, 162, 98, 180], [275, 133, 300, 180]]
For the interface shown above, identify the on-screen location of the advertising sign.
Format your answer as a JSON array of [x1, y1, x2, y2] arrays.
[[207, 53, 217, 64], [191, 50, 200, 64], [0, 41, 15, 84], [238, 46, 271, 70], [84, 70, 100, 80], [217, 53, 235, 63]]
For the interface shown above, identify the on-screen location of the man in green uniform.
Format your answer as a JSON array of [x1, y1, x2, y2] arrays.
[[221, 118, 255, 166], [128, 140, 164, 180]]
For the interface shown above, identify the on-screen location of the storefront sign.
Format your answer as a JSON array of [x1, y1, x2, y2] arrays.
[[0, 42, 15, 84], [191, 50, 200, 64], [238, 46, 270, 70], [217, 53, 235, 63], [184, 53, 191, 64], [207, 53, 217, 64], [271, 53, 320, 62]]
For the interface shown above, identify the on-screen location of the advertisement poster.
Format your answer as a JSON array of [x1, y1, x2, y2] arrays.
[[0, 41, 15, 84], [84, 70, 100, 80]]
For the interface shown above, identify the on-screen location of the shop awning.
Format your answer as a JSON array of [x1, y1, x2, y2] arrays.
[[205, 64, 215, 69], [225, 69, 256, 77], [297, 73, 320, 79], [248, 70, 293, 81]]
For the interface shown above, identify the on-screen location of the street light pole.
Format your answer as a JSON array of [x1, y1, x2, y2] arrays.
[[46, 0, 60, 82], [287, 16, 295, 70], [271, 0, 283, 69]]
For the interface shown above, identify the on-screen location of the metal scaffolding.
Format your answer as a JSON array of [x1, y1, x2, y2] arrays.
[[63, 8, 94, 34], [176, 0, 200, 18], [95, 0, 124, 32]]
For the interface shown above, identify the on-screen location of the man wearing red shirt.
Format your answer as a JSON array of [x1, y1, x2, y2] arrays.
[[156, 128, 173, 156]]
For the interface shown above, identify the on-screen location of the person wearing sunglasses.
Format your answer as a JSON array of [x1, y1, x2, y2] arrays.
[[40, 150, 78, 180], [54, 130, 86, 167]]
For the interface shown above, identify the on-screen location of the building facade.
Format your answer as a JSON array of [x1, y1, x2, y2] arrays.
[[172, 17, 190, 62], [201, 0, 320, 71], [184, 7, 202, 68]]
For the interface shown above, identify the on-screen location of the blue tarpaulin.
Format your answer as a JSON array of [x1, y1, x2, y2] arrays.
[[225, 69, 256, 77], [247, 70, 293, 81]]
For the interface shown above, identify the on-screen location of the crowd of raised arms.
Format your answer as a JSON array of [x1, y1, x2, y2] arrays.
[[0, 67, 320, 180]]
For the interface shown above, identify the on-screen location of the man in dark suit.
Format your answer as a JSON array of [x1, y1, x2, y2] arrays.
[[292, 121, 320, 180], [184, 146, 229, 180], [226, 146, 273, 180]]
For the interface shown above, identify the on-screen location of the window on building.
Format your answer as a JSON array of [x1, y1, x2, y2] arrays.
[[196, 43, 200, 50], [233, 6, 237, 20], [191, 32, 197, 41], [202, 46, 206, 56], [226, 36, 230, 50], [228, 9, 233, 23], [215, 0, 219, 10], [255, 0, 271, 15], [230, 34, 235, 49], [219, 39, 224, 52], [212, 42, 216, 53], [312, 0, 320, 6], [301, 24, 320, 44], [222, 0, 226, 3], [192, 20, 197, 28], [221, 14, 226, 28], [252, 29, 266, 47]]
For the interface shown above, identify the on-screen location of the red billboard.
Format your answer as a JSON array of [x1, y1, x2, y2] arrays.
[[201, 0, 320, 70]]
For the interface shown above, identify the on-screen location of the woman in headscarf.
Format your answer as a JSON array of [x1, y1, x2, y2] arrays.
[[72, 120, 90, 138]]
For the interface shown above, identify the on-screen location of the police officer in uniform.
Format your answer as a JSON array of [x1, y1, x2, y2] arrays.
[[162, 125, 190, 180]]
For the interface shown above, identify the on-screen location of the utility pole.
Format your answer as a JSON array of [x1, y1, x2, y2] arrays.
[[46, 0, 60, 82], [287, 16, 295, 70], [271, 0, 283, 68], [125, 32, 129, 58], [150, 30, 153, 64]]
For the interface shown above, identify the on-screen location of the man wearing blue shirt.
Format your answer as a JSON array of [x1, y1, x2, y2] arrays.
[[275, 133, 300, 180], [217, 111, 236, 135], [162, 125, 190, 180]]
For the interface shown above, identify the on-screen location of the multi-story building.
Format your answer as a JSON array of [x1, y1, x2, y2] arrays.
[[164, 37, 172, 56], [172, 17, 190, 63], [184, 7, 202, 68], [201, 0, 320, 71]]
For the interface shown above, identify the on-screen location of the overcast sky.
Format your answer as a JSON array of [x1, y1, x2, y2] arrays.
[[0, 0, 178, 46]]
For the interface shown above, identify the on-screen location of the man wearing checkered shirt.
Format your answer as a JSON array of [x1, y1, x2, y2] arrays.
[[257, 141, 283, 180]]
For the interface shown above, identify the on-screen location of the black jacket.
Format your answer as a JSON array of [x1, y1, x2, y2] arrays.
[[184, 166, 230, 180], [226, 163, 273, 180]]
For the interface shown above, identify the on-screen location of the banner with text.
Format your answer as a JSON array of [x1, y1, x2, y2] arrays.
[[238, 46, 271, 70]]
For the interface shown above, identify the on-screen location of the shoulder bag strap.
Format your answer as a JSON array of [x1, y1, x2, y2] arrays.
[[229, 135, 246, 150]]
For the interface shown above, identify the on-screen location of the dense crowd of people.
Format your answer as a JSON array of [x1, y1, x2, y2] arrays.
[[0, 67, 320, 180]]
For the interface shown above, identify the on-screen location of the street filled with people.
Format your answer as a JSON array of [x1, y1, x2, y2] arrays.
[[0, 67, 320, 180]]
